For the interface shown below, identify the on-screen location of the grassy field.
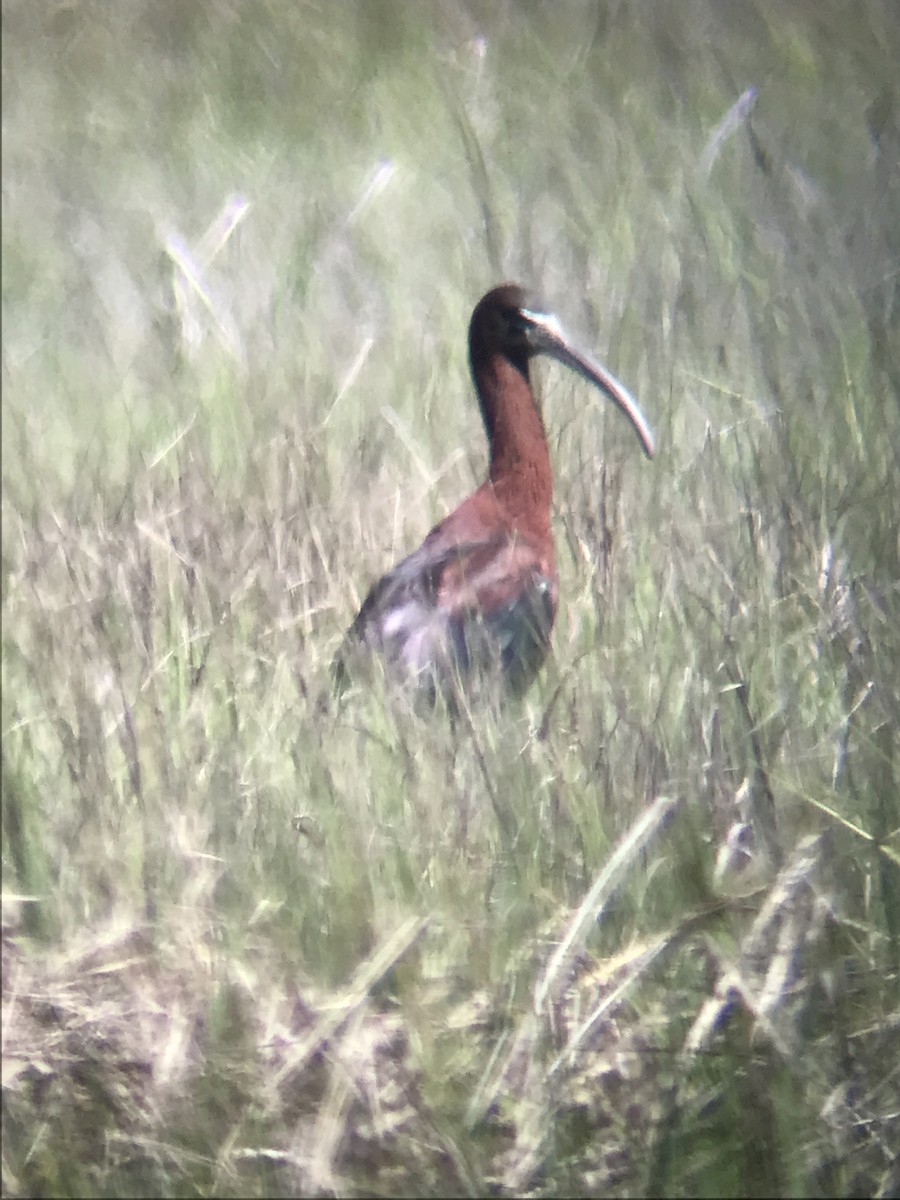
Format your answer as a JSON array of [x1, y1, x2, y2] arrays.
[[3, 1, 899, 1195]]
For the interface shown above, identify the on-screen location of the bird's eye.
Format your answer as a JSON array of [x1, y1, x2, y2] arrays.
[[504, 309, 531, 344]]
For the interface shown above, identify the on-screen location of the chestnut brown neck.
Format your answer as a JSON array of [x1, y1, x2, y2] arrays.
[[471, 351, 553, 536]]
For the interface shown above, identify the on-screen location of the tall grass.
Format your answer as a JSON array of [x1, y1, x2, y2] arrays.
[[3, 1, 898, 1195]]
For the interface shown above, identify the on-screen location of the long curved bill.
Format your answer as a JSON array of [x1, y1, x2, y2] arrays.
[[522, 308, 656, 459]]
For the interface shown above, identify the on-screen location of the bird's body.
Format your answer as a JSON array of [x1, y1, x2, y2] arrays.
[[332, 284, 655, 703]]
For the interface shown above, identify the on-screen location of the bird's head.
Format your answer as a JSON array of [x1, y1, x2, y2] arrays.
[[469, 283, 656, 459]]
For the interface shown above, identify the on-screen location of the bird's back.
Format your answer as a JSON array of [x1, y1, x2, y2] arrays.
[[332, 522, 557, 702]]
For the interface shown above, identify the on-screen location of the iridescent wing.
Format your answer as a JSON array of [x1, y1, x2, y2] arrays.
[[332, 532, 556, 699]]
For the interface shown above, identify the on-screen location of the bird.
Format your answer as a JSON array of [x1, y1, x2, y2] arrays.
[[332, 283, 655, 704]]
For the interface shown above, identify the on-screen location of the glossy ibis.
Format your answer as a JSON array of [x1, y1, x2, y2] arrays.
[[332, 283, 655, 703]]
